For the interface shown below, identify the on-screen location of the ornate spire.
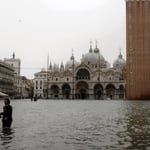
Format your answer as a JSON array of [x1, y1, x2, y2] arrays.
[[12, 52, 15, 59], [49, 61, 52, 70], [71, 49, 74, 60], [60, 61, 64, 72], [89, 41, 93, 53], [119, 48, 123, 59], [94, 40, 99, 53], [95, 40, 98, 48]]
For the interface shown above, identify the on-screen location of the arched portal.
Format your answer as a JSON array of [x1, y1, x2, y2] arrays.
[[106, 84, 116, 99], [51, 85, 59, 99], [62, 84, 71, 99], [76, 69, 90, 80], [76, 81, 89, 99], [94, 84, 104, 100]]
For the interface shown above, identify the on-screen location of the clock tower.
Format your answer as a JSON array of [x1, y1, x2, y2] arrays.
[[126, 0, 150, 99]]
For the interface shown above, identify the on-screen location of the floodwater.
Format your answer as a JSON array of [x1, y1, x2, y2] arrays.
[[0, 100, 150, 150]]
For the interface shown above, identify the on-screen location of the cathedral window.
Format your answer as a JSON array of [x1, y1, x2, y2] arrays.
[[76, 69, 90, 80]]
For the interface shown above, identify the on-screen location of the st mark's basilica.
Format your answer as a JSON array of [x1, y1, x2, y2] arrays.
[[34, 43, 126, 100]]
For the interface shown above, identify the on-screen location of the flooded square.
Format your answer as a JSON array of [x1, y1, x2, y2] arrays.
[[0, 100, 150, 150]]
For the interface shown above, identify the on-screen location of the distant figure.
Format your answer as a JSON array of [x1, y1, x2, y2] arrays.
[[31, 96, 33, 101], [0, 98, 13, 128], [34, 95, 38, 101]]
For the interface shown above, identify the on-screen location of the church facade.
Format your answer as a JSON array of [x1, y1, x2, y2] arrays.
[[34, 44, 126, 100]]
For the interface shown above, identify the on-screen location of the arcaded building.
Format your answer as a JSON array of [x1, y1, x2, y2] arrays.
[[4, 53, 22, 98], [0, 60, 14, 96], [126, 0, 150, 99], [34, 44, 126, 100]]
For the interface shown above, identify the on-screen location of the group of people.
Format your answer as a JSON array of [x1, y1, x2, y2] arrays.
[[0, 98, 13, 128]]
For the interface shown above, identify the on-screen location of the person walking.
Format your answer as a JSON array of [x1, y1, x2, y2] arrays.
[[0, 98, 13, 128]]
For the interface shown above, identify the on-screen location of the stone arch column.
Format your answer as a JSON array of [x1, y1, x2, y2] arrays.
[[75, 81, 89, 99], [62, 83, 71, 99], [94, 84, 104, 100], [105, 84, 116, 100], [51, 85, 59, 99]]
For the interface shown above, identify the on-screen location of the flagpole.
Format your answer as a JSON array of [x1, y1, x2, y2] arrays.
[[47, 54, 49, 99]]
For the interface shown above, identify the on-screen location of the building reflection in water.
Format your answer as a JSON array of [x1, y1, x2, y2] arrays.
[[125, 102, 150, 150]]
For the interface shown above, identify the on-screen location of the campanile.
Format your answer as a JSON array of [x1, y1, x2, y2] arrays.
[[126, 0, 150, 99]]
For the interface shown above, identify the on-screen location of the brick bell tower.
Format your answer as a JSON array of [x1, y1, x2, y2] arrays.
[[126, 0, 150, 99]]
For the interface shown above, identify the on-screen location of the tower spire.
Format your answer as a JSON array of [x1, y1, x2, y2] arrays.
[[95, 40, 98, 48], [94, 40, 99, 53], [89, 41, 93, 53], [119, 48, 122, 59], [12, 52, 15, 59], [71, 49, 74, 60]]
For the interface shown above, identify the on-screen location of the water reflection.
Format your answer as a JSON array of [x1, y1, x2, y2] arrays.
[[0, 127, 15, 148], [125, 101, 150, 150]]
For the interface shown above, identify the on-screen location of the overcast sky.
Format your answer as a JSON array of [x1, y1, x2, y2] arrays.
[[0, 0, 126, 79]]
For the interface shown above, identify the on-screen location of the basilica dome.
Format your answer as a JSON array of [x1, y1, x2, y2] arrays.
[[81, 45, 106, 66], [65, 55, 80, 70], [113, 52, 126, 68]]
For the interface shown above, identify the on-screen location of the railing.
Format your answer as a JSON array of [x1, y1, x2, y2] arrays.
[[76, 76, 90, 80]]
